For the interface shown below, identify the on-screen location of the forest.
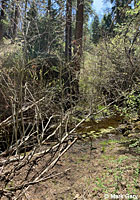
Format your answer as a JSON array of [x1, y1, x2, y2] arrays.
[[0, 0, 140, 199]]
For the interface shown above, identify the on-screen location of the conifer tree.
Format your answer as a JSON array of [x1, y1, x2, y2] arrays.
[[92, 15, 100, 44]]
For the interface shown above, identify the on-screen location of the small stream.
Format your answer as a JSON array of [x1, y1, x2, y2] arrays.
[[76, 114, 125, 140]]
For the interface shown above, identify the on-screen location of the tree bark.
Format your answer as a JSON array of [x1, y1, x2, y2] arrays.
[[63, 0, 84, 111], [73, 0, 84, 94], [48, 0, 51, 13], [46, 0, 52, 53], [12, 0, 19, 42], [65, 0, 72, 62], [0, 0, 6, 42], [9, 0, 15, 38]]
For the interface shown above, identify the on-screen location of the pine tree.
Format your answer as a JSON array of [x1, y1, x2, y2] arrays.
[[92, 15, 100, 44], [111, 0, 132, 24], [101, 13, 114, 36]]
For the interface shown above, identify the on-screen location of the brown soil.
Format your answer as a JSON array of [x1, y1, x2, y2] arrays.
[[12, 137, 140, 200], [1, 116, 140, 200]]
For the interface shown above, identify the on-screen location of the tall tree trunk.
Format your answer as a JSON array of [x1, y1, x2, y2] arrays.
[[115, 0, 120, 24], [74, 0, 84, 68], [9, 0, 15, 38], [0, 0, 6, 42], [63, 0, 72, 110], [73, 0, 84, 94], [46, 0, 51, 53], [23, 0, 28, 60], [24, 0, 28, 34], [64, 0, 84, 111], [65, 0, 72, 62], [12, 0, 19, 42], [48, 0, 51, 12]]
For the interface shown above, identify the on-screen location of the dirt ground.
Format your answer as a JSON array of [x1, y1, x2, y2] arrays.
[[18, 136, 140, 200]]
